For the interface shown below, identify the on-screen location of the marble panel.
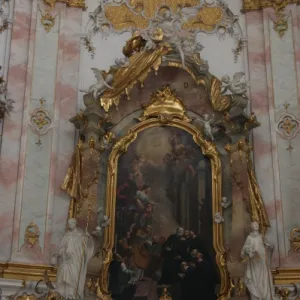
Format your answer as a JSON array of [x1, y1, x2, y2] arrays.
[[50, 6, 82, 258], [11, 6, 60, 263], [270, 16, 298, 110], [245, 10, 280, 267], [0, 0, 32, 261]]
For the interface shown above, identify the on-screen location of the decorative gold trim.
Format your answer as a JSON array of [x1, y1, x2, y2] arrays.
[[242, 0, 300, 12], [43, 0, 85, 9], [100, 117, 231, 299], [0, 262, 57, 281], [242, 0, 299, 37], [273, 268, 300, 284]]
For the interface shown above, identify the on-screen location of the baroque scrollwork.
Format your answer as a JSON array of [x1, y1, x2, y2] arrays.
[[86, 0, 244, 62]]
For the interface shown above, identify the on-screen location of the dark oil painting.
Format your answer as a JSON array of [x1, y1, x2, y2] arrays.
[[109, 127, 219, 300]]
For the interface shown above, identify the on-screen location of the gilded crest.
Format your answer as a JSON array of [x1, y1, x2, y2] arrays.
[[138, 85, 191, 122]]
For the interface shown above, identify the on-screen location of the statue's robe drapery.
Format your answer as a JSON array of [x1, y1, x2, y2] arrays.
[[56, 229, 94, 298], [241, 233, 274, 300]]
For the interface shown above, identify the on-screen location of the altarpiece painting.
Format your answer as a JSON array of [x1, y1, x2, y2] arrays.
[[112, 126, 216, 299]]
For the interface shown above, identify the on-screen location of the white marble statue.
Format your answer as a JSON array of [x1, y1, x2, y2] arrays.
[[241, 222, 275, 300], [80, 68, 113, 100], [195, 114, 215, 141], [52, 218, 95, 299], [221, 72, 248, 97]]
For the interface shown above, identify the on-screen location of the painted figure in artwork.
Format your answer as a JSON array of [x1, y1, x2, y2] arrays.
[[241, 222, 275, 300], [110, 127, 218, 300], [52, 218, 95, 299]]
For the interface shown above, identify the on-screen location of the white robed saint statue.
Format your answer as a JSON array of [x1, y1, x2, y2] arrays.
[[52, 218, 95, 299], [241, 221, 275, 300]]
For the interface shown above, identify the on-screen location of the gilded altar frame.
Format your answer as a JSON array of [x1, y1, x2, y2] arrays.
[[100, 115, 232, 300]]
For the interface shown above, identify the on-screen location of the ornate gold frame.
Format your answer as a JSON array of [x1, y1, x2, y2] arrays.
[[100, 91, 231, 299]]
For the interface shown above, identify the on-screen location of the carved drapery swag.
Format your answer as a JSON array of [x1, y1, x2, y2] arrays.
[[61, 140, 83, 200]]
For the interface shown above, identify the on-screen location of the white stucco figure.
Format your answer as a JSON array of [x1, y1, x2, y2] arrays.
[[241, 222, 275, 300], [80, 68, 113, 100], [53, 218, 95, 299], [221, 72, 248, 97], [214, 212, 224, 224], [196, 114, 215, 141]]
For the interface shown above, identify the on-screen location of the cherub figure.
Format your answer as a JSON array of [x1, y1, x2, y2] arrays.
[[195, 114, 215, 141], [114, 57, 130, 68], [100, 131, 115, 150], [81, 68, 113, 100], [221, 197, 232, 209], [214, 212, 224, 224], [92, 207, 110, 237], [221, 72, 248, 96]]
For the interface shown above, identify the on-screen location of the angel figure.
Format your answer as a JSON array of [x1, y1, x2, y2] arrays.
[[195, 114, 216, 141], [81, 68, 114, 100], [214, 212, 224, 224], [114, 57, 130, 68], [100, 131, 115, 151], [221, 72, 248, 96], [151, 9, 194, 67], [221, 197, 232, 209], [92, 207, 110, 237]]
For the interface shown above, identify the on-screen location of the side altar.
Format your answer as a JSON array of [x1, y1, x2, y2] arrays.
[[54, 27, 272, 300]]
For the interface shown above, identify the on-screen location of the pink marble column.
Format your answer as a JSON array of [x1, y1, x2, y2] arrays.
[[245, 10, 282, 267], [49, 6, 82, 261], [0, 0, 33, 261]]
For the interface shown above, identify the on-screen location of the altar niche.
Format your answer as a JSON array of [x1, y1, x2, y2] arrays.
[[100, 116, 230, 300]]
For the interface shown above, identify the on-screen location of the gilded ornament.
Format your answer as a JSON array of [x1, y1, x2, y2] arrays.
[[242, 0, 300, 12], [277, 112, 300, 139], [182, 5, 223, 32], [104, 4, 149, 31], [242, 0, 300, 37], [275, 286, 291, 300], [24, 221, 40, 247], [138, 85, 191, 122], [289, 228, 300, 253], [210, 77, 232, 112], [44, 0, 85, 9], [236, 277, 245, 296], [30, 99, 52, 135], [100, 43, 172, 112], [39, 7, 56, 33]]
